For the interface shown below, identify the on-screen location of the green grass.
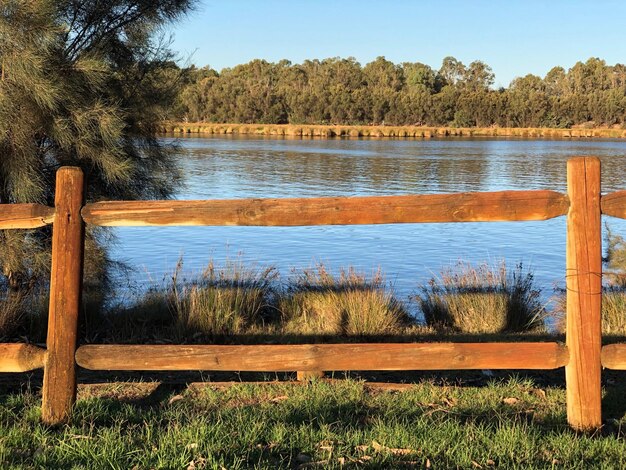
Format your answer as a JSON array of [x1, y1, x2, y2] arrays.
[[1, 378, 625, 468]]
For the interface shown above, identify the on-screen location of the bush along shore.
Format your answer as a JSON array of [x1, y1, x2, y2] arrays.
[[160, 122, 626, 139], [5, 258, 626, 345]]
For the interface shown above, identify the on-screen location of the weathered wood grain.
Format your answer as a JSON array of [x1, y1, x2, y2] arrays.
[[75, 343, 569, 371], [81, 190, 569, 227], [601, 191, 626, 219], [0, 343, 46, 372], [41, 167, 85, 426], [601, 344, 626, 370], [0, 204, 55, 229], [565, 157, 603, 431]]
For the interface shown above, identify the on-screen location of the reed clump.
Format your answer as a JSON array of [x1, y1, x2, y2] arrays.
[[161, 122, 626, 139], [278, 265, 410, 336], [601, 288, 626, 335], [418, 261, 545, 334], [553, 283, 626, 337], [0, 292, 28, 339], [3, 257, 557, 342], [0, 286, 49, 341], [174, 260, 279, 337], [552, 288, 626, 337]]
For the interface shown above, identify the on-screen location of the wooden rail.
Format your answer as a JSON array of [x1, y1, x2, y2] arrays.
[[0, 203, 55, 229], [3, 157, 626, 431], [0, 344, 46, 372], [601, 344, 626, 370], [75, 343, 569, 371], [82, 190, 569, 226], [601, 191, 626, 219]]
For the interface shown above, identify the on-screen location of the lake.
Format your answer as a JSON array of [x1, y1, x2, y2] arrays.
[[110, 136, 626, 313]]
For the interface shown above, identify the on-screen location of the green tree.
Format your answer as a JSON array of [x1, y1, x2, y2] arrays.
[[173, 55, 626, 129], [506, 74, 549, 127], [363, 56, 404, 124], [463, 60, 494, 91], [0, 0, 195, 290], [438, 56, 466, 87], [402, 62, 438, 92], [177, 65, 219, 122]]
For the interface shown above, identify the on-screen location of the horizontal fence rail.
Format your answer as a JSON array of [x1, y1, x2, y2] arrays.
[[601, 344, 626, 370], [2, 157, 626, 431], [81, 190, 569, 226], [601, 190, 626, 219], [0, 344, 47, 372], [75, 343, 570, 372], [0, 203, 55, 229]]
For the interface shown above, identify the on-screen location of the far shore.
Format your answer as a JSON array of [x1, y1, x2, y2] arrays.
[[160, 122, 626, 139]]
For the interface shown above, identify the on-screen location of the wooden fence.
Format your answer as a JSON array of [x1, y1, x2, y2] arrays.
[[0, 157, 625, 431]]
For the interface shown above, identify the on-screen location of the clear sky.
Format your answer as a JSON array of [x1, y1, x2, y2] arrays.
[[169, 0, 626, 88]]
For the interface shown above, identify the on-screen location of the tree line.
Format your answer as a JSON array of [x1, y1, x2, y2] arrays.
[[172, 56, 626, 128]]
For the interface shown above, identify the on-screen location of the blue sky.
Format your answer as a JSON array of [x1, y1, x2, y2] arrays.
[[170, 0, 626, 88]]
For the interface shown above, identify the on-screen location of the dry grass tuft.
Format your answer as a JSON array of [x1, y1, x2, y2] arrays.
[[418, 261, 545, 334], [601, 288, 626, 335], [0, 288, 49, 340], [175, 259, 278, 337], [553, 288, 626, 336], [0, 291, 27, 338], [278, 265, 410, 336], [552, 226, 626, 336]]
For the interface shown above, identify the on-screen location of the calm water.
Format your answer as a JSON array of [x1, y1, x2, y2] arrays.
[[110, 136, 626, 311]]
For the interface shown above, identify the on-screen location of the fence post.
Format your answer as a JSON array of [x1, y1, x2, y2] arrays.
[[42, 167, 85, 425], [565, 157, 602, 431]]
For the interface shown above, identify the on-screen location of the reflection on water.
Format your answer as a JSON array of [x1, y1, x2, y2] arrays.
[[111, 136, 626, 310]]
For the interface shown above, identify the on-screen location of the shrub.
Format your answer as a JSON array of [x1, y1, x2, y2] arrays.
[[0, 291, 27, 338], [175, 259, 278, 337], [551, 226, 626, 336], [0, 288, 49, 341], [278, 265, 410, 336], [601, 288, 626, 335], [554, 288, 626, 336], [418, 261, 545, 334]]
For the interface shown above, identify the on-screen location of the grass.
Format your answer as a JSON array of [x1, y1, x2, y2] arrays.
[[418, 261, 545, 334], [0, 289, 48, 342], [174, 259, 279, 338], [602, 289, 626, 336], [3, 258, 554, 343], [82, 261, 420, 343], [278, 265, 410, 336], [0, 293, 27, 339], [552, 288, 626, 337], [0, 377, 625, 468], [551, 226, 626, 337], [160, 122, 626, 139]]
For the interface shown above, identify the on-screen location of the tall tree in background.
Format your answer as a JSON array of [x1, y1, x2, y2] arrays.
[[0, 0, 195, 291], [175, 55, 626, 129]]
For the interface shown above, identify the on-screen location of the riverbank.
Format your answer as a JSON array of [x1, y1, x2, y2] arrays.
[[160, 122, 626, 139]]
